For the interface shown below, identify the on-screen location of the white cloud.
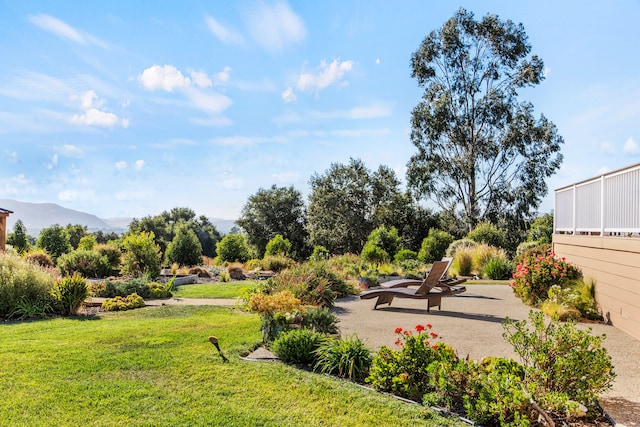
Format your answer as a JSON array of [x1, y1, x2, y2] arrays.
[[281, 86, 297, 103], [271, 171, 300, 183], [122, 118, 130, 128], [600, 141, 615, 155], [205, 16, 244, 45], [139, 65, 191, 92], [115, 161, 127, 170], [376, 58, 381, 65], [28, 14, 108, 48], [29, 14, 87, 45], [190, 116, 234, 127], [214, 66, 232, 86], [296, 59, 355, 92], [59, 144, 83, 158], [309, 102, 392, 120], [4, 150, 18, 163], [80, 90, 101, 110], [623, 136, 639, 154], [46, 153, 59, 170], [134, 160, 145, 170], [58, 189, 96, 202], [185, 88, 232, 114], [543, 66, 551, 78], [115, 189, 153, 201], [71, 108, 119, 127], [246, 1, 306, 54], [12, 174, 29, 186], [191, 71, 212, 88], [220, 172, 243, 189]]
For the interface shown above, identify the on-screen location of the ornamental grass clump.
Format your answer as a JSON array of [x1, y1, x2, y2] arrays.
[[314, 334, 372, 382], [51, 273, 88, 315]]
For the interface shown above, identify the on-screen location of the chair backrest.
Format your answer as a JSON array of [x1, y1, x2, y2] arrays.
[[415, 261, 449, 295]]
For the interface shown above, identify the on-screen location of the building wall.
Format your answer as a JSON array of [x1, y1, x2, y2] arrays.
[[0, 215, 6, 251], [553, 234, 640, 340]]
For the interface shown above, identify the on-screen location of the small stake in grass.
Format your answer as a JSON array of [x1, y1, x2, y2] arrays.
[[208, 336, 228, 362]]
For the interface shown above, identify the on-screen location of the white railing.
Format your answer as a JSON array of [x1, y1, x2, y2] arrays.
[[554, 162, 640, 235]]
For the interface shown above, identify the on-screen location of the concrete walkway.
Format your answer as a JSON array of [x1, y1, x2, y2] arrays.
[[336, 285, 640, 426]]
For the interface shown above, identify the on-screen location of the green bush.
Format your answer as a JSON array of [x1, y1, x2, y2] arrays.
[[36, 224, 72, 261], [467, 222, 505, 249], [90, 278, 169, 299], [121, 232, 162, 278], [95, 243, 122, 270], [146, 280, 174, 299], [301, 306, 340, 334], [165, 225, 203, 267], [24, 249, 54, 268], [527, 214, 553, 244], [541, 279, 601, 321], [77, 235, 97, 251], [57, 249, 111, 278], [314, 335, 372, 382], [511, 252, 581, 306], [261, 255, 295, 272], [51, 273, 88, 315], [264, 234, 292, 257], [418, 228, 454, 263], [271, 328, 326, 366], [361, 242, 389, 264], [0, 252, 57, 319], [393, 249, 418, 262], [216, 234, 251, 263], [364, 225, 401, 260], [503, 310, 615, 411], [310, 245, 330, 262], [101, 293, 145, 311], [483, 255, 514, 280]]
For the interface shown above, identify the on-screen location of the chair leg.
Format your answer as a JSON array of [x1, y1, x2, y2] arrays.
[[374, 294, 395, 309]]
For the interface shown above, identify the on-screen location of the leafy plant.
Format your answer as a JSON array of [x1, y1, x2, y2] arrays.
[[418, 228, 454, 263], [511, 252, 581, 305], [51, 273, 88, 315], [57, 249, 111, 278], [264, 234, 292, 257], [310, 245, 330, 262], [120, 231, 162, 279], [314, 335, 372, 382], [164, 224, 203, 267], [393, 249, 418, 262], [101, 293, 145, 311], [271, 328, 326, 366], [483, 256, 514, 280], [361, 242, 389, 265], [261, 255, 295, 272], [216, 234, 251, 263], [467, 222, 505, 249], [24, 249, 55, 268], [301, 306, 340, 334], [503, 310, 615, 410]]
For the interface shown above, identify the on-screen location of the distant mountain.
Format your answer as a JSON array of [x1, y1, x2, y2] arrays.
[[0, 199, 236, 236]]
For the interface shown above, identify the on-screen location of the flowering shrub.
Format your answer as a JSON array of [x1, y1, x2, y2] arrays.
[[248, 290, 305, 343], [511, 252, 580, 305], [366, 324, 462, 403]]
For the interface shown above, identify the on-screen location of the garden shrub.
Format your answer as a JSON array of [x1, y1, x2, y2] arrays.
[[0, 252, 57, 318], [271, 328, 326, 366], [301, 306, 340, 334], [24, 249, 54, 268], [513, 242, 551, 266], [541, 279, 601, 321], [248, 290, 304, 342], [164, 225, 203, 267], [393, 249, 418, 262], [483, 255, 514, 280], [264, 234, 292, 257], [146, 280, 174, 299], [361, 242, 389, 265], [451, 246, 474, 276], [36, 224, 72, 260], [57, 249, 111, 278], [121, 231, 162, 279], [244, 258, 263, 271], [261, 255, 295, 272], [51, 273, 88, 315], [101, 293, 145, 311], [418, 228, 454, 263], [310, 245, 330, 262], [90, 277, 170, 299], [472, 244, 506, 276], [367, 323, 456, 402], [511, 252, 581, 306], [503, 310, 615, 411], [268, 262, 355, 307], [364, 225, 401, 260], [445, 238, 478, 257], [314, 335, 372, 382], [95, 243, 121, 270], [216, 234, 250, 263], [467, 222, 505, 249], [227, 262, 245, 280], [77, 235, 97, 251]]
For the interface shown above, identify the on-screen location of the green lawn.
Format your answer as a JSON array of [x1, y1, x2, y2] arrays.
[[0, 306, 463, 426], [171, 281, 259, 299]]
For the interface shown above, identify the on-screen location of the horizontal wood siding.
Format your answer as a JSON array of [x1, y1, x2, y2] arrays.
[[553, 234, 640, 340]]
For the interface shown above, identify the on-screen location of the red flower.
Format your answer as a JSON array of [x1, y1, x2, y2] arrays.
[[430, 332, 438, 339], [394, 327, 403, 334], [415, 324, 425, 332], [404, 331, 411, 337], [400, 373, 408, 381], [426, 323, 432, 329], [394, 339, 402, 346]]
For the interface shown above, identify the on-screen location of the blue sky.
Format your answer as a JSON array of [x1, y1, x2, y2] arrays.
[[1, 1, 640, 221]]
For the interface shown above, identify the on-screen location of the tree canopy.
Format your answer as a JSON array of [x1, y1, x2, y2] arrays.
[[407, 8, 563, 232], [236, 185, 307, 259]]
